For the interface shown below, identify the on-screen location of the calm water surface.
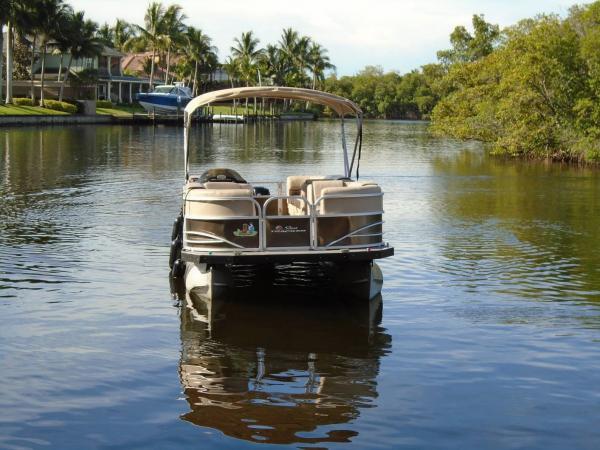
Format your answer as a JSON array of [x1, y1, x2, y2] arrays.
[[1, 121, 600, 449]]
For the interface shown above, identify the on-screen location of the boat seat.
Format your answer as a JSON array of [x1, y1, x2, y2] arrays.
[[319, 184, 382, 214], [286, 175, 326, 215], [306, 180, 345, 208], [202, 182, 252, 190], [185, 188, 255, 217], [317, 183, 383, 246]]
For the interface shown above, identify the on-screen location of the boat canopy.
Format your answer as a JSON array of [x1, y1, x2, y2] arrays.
[[183, 87, 364, 180], [183, 86, 363, 120]]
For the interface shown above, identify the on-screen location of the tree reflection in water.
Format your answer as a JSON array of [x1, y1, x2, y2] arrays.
[[173, 281, 391, 445]]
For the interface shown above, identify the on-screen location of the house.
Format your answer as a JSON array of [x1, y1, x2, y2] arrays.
[[2, 33, 154, 103], [30, 45, 155, 102], [93, 47, 156, 102], [121, 52, 231, 88]]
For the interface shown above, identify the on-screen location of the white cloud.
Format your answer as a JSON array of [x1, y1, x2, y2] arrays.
[[69, 0, 589, 74]]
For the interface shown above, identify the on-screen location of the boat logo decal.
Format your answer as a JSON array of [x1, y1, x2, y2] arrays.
[[273, 224, 306, 233], [233, 223, 257, 237]]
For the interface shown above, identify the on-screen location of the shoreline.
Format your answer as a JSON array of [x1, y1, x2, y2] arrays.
[[0, 114, 321, 127]]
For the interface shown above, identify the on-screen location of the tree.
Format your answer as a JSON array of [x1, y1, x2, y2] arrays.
[[231, 31, 263, 85], [431, 14, 589, 159], [182, 27, 216, 95], [437, 14, 500, 66], [307, 42, 334, 90], [0, 0, 9, 102], [222, 56, 240, 88], [96, 22, 114, 46], [2, 0, 39, 103], [133, 1, 166, 89], [231, 31, 263, 113], [113, 19, 135, 51], [260, 44, 285, 86], [160, 4, 186, 84], [36, 0, 73, 106], [58, 11, 102, 102]]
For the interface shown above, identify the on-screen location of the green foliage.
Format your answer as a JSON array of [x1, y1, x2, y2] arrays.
[[325, 65, 440, 119], [42, 100, 77, 113], [437, 14, 501, 66], [96, 100, 113, 108], [12, 97, 34, 106], [430, 3, 600, 162]]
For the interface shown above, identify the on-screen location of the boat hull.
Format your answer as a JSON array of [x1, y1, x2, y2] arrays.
[[137, 94, 191, 115], [184, 261, 383, 301]]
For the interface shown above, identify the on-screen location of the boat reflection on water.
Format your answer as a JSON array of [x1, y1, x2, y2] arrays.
[[174, 282, 392, 445]]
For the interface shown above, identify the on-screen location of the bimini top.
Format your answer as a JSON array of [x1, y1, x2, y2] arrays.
[[184, 86, 363, 119]]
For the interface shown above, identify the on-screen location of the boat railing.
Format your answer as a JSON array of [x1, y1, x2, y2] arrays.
[[183, 190, 263, 251], [312, 192, 384, 250], [182, 188, 385, 252]]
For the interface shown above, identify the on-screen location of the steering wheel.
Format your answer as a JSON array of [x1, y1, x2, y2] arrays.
[[199, 168, 247, 184]]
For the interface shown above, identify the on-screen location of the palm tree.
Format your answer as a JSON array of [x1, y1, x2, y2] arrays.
[[294, 35, 312, 86], [307, 42, 335, 90], [2, 0, 39, 103], [260, 44, 285, 86], [0, 0, 9, 102], [37, 0, 72, 106], [231, 31, 263, 113], [133, 2, 166, 89], [96, 23, 113, 46], [231, 31, 263, 85], [160, 4, 186, 84], [222, 56, 240, 88], [113, 19, 135, 51], [278, 27, 299, 81], [58, 11, 102, 102], [183, 27, 216, 95], [278, 27, 299, 63]]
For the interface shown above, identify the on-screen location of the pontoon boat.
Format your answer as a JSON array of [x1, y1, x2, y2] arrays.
[[170, 87, 394, 300]]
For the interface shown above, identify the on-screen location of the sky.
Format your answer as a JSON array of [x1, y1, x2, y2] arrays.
[[68, 0, 591, 75]]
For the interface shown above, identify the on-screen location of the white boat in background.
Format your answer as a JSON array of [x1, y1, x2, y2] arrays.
[[211, 113, 244, 123], [169, 86, 394, 301], [136, 83, 193, 114]]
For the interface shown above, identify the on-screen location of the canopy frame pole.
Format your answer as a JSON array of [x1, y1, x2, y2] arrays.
[[349, 115, 363, 179], [184, 111, 190, 181], [341, 115, 350, 178]]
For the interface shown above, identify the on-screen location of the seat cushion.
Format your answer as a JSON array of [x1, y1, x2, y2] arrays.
[[319, 184, 382, 214], [308, 180, 345, 205], [203, 182, 252, 190], [185, 188, 255, 216], [286, 175, 326, 195]]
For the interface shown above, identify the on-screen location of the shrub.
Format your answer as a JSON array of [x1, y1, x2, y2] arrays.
[[12, 97, 33, 106], [42, 100, 77, 114], [96, 100, 113, 108]]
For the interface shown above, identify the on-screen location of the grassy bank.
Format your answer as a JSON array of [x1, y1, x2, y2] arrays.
[[0, 105, 69, 116], [96, 104, 145, 117]]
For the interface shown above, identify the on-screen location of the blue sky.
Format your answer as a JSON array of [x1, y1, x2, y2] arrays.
[[69, 0, 591, 75]]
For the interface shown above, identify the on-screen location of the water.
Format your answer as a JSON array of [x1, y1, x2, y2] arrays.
[[1, 121, 599, 450]]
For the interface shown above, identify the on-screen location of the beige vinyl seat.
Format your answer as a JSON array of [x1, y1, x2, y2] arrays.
[[319, 181, 382, 215], [202, 181, 252, 190], [286, 175, 327, 215], [314, 181, 383, 246], [184, 186, 256, 217]]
